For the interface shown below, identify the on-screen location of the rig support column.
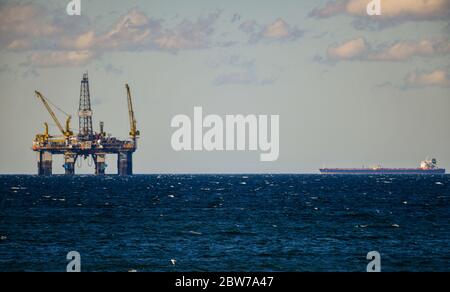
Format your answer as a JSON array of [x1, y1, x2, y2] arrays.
[[118, 152, 133, 176], [94, 154, 107, 175], [63, 153, 76, 175], [37, 151, 52, 176]]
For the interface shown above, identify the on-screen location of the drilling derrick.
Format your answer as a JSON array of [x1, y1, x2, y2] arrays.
[[78, 73, 94, 140]]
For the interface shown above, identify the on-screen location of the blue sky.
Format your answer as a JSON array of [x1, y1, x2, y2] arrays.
[[0, 0, 449, 174]]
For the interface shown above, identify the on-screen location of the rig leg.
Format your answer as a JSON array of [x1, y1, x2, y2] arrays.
[[118, 152, 133, 176], [63, 153, 76, 175], [38, 151, 52, 176], [94, 154, 107, 175]]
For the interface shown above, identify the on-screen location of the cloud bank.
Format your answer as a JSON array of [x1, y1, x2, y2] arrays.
[[239, 18, 304, 44], [327, 38, 368, 60], [405, 69, 450, 87], [0, 4, 222, 67], [310, 0, 450, 29], [1, 3, 306, 70], [324, 37, 450, 62]]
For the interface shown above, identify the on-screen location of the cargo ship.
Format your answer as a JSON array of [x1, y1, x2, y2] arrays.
[[320, 158, 446, 175]]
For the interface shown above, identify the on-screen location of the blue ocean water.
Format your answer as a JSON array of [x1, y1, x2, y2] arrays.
[[0, 174, 449, 272]]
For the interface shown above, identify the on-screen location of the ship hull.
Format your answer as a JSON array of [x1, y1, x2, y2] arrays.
[[320, 168, 446, 175]]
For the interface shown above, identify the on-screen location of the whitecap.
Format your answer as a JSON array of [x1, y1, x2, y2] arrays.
[[11, 187, 27, 190], [392, 224, 400, 228], [435, 182, 443, 185]]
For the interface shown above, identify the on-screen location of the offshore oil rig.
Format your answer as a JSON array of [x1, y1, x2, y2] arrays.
[[32, 73, 140, 176]]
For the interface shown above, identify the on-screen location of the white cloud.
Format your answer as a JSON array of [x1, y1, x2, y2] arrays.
[[0, 4, 61, 50], [239, 18, 304, 43], [264, 19, 291, 39], [327, 38, 368, 60], [310, 1, 348, 18], [310, 0, 450, 28], [61, 31, 96, 50], [369, 39, 450, 61], [312, 0, 450, 18], [323, 38, 450, 62], [62, 9, 157, 51], [0, 4, 60, 36], [98, 9, 153, 50], [1, 4, 223, 68], [349, 0, 449, 19], [406, 69, 450, 87]]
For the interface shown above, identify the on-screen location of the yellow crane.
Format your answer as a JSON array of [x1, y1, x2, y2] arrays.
[[34, 122, 50, 143], [35, 91, 73, 138], [125, 84, 140, 141]]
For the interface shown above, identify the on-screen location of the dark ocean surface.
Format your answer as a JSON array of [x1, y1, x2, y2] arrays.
[[0, 175, 449, 272]]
